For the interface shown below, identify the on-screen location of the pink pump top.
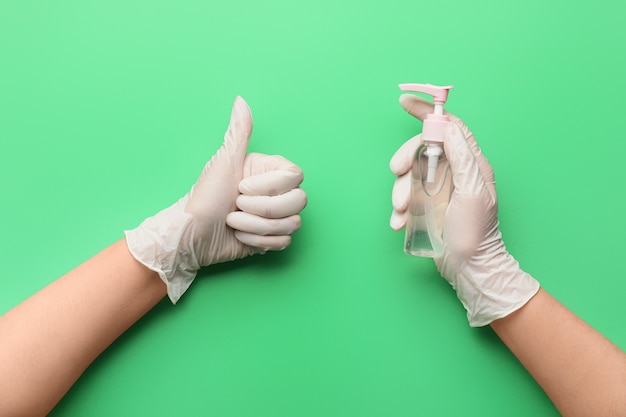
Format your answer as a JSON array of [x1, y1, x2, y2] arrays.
[[399, 83, 453, 144]]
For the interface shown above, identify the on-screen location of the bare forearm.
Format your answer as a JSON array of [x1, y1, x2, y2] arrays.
[[490, 289, 626, 417], [0, 239, 166, 416]]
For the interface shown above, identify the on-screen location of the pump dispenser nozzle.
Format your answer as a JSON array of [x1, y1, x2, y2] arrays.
[[398, 83, 453, 144], [399, 84, 453, 183]]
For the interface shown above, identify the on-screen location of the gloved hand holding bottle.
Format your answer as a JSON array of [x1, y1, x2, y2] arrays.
[[390, 93, 539, 326], [390, 91, 626, 416]]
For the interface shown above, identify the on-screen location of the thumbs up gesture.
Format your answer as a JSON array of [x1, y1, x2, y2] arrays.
[[125, 97, 307, 303]]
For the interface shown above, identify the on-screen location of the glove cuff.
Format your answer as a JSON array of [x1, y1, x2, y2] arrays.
[[452, 252, 540, 327], [124, 197, 200, 304]]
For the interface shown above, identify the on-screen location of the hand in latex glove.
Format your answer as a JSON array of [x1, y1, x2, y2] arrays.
[[125, 97, 307, 303], [390, 95, 539, 327]]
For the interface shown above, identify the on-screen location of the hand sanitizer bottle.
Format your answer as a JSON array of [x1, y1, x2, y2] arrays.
[[399, 83, 453, 258]]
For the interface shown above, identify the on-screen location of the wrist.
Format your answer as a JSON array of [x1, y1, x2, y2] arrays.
[[124, 197, 200, 304], [444, 250, 540, 327]]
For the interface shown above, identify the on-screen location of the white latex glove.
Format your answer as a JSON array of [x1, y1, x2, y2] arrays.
[[125, 97, 307, 303], [390, 94, 539, 327]]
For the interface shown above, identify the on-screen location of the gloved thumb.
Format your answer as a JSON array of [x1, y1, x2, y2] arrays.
[[220, 96, 253, 168], [197, 96, 253, 180], [444, 122, 489, 198], [185, 97, 253, 216]]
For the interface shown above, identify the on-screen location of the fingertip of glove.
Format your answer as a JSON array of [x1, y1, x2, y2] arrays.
[[390, 211, 406, 231], [398, 93, 420, 109], [230, 96, 253, 135], [389, 157, 400, 173], [399, 94, 434, 120], [389, 146, 408, 175], [389, 142, 408, 169], [284, 165, 305, 185], [233, 96, 251, 115]]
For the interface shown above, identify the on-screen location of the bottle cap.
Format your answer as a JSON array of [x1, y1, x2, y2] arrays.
[[399, 83, 453, 143]]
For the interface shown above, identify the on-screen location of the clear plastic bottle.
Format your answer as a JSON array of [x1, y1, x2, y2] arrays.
[[398, 83, 454, 258], [404, 142, 453, 257]]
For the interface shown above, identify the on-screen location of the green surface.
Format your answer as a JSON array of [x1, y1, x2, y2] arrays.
[[1, 0, 625, 415]]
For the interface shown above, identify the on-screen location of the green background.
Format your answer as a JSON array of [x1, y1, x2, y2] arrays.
[[1, 0, 624, 415]]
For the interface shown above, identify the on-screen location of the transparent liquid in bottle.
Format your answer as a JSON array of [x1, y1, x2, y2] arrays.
[[404, 143, 453, 258]]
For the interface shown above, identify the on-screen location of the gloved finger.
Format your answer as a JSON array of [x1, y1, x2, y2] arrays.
[[226, 212, 302, 236], [400, 94, 464, 126], [390, 135, 421, 176], [450, 119, 496, 199], [389, 135, 419, 232], [446, 121, 496, 200], [391, 171, 411, 212], [444, 123, 489, 197], [204, 96, 252, 173], [399, 94, 435, 121], [236, 188, 307, 219], [187, 97, 253, 215], [240, 156, 304, 196], [390, 209, 407, 231], [234, 231, 292, 251], [244, 153, 303, 181]]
